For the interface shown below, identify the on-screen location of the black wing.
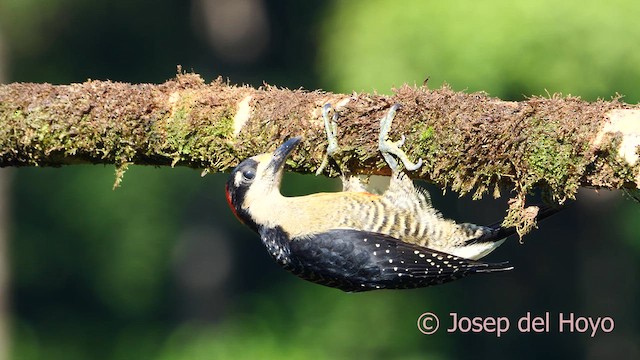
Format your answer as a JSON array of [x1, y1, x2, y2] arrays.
[[260, 227, 512, 292]]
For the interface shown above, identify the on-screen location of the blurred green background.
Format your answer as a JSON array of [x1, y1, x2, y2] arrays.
[[0, 0, 639, 359]]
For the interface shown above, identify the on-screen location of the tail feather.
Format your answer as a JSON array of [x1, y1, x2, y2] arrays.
[[475, 261, 514, 273], [475, 204, 564, 244]]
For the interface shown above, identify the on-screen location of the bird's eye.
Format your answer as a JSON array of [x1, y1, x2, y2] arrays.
[[242, 169, 256, 181]]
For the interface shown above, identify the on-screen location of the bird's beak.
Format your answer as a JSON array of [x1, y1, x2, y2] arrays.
[[268, 136, 302, 175]]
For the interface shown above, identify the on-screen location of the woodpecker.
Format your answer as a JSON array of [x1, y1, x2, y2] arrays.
[[226, 104, 556, 292]]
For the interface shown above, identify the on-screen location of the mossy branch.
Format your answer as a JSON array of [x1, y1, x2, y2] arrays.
[[1, 72, 639, 221]]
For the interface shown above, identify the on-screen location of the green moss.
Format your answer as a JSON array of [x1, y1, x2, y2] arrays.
[[523, 118, 583, 202], [210, 114, 233, 138], [415, 125, 442, 161], [152, 93, 235, 169], [413, 123, 455, 188], [419, 126, 434, 141], [411, 116, 587, 206], [163, 105, 191, 158], [526, 135, 574, 192], [601, 135, 640, 186]]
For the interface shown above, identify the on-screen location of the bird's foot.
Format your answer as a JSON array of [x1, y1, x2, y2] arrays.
[[316, 103, 340, 175], [378, 104, 423, 172]]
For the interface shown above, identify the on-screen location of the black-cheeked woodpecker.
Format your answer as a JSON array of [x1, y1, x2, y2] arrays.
[[225, 104, 557, 292]]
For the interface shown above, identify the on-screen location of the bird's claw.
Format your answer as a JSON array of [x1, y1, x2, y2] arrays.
[[378, 104, 423, 172], [316, 103, 340, 175]]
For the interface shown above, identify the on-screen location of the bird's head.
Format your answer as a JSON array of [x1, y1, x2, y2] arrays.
[[225, 136, 301, 230]]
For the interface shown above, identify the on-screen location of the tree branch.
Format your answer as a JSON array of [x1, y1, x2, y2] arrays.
[[1, 72, 639, 210]]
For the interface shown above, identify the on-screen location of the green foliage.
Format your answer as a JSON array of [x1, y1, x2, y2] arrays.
[[318, 0, 640, 102], [4, 1, 640, 360], [13, 166, 196, 315], [620, 196, 640, 253], [11, 166, 202, 359], [157, 285, 445, 360]]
